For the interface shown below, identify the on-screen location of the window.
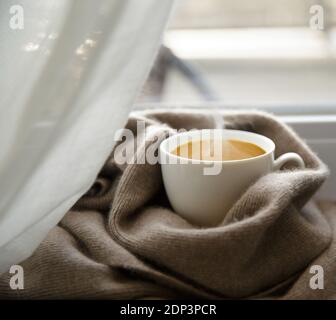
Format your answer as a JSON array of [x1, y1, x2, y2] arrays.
[[139, 0, 336, 112], [138, 0, 336, 200]]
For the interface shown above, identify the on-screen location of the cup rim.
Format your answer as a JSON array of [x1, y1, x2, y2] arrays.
[[159, 129, 276, 164]]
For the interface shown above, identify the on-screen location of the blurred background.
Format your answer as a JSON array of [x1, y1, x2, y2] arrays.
[[139, 0, 336, 113]]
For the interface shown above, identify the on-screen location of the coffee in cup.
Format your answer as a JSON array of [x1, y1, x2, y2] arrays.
[[172, 139, 266, 162], [160, 129, 305, 227]]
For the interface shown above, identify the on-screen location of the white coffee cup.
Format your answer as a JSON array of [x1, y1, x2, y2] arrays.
[[159, 129, 305, 227]]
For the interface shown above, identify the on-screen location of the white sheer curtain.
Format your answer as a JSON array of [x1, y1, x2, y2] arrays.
[[0, 0, 173, 273]]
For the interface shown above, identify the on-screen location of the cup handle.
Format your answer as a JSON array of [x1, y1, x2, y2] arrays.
[[273, 152, 305, 171]]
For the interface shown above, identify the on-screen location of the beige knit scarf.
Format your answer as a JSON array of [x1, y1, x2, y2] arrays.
[[0, 109, 335, 299]]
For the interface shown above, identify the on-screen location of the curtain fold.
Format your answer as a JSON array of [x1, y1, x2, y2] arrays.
[[0, 0, 173, 273]]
